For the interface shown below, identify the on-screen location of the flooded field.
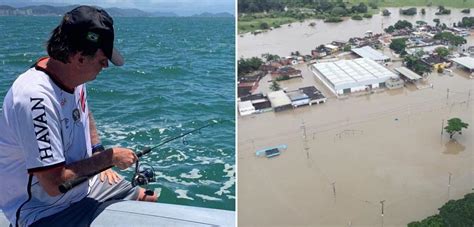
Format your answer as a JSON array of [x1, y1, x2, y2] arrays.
[[238, 7, 473, 58], [238, 69, 473, 226]]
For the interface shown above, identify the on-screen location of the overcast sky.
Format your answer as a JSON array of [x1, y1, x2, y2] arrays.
[[0, 0, 235, 16]]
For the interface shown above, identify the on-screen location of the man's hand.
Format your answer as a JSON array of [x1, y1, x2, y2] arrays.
[[111, 147, 138, 170], [100, 169, 121, 185]]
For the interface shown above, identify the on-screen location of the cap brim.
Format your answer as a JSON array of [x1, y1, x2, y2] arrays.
[[110, 47, 124, 66]]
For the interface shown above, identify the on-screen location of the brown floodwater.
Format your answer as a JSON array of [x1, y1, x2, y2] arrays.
[[238, 7, 473, 58], [238, 45, 473, 226]]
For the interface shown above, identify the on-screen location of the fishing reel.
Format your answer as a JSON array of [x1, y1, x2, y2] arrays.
[[132, 161, 156, 187]]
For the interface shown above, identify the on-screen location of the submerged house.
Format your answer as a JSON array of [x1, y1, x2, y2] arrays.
[[271, 66, 302, 80], [299, 86, 327, 104], [286, 90, 310, 108], [240, 93, 272, 112], [267, 90, 292, 112]]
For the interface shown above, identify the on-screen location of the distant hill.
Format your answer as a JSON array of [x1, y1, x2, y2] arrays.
[[0, 4, 177, 17], [191, 12, 234, 18]]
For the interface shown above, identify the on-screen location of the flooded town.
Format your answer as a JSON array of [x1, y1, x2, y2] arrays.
[[238, 6, 473, 227]]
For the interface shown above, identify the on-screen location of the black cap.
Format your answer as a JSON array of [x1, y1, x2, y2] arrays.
[[62, 6, 124, 66]]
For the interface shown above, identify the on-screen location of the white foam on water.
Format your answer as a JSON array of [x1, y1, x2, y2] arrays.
[[195, 194, 222, 201], [193, 156, 225, 164], [156, 171, 196, 186], [180, 168, 202, 179], [215, 163, 235, 196], [165, 154, 186, 162], [216, 148, 227, 156], [226, 195, 235, 200], [175, 149, 188, 160], [199, 180, 221, 185], [175, 189, 194, 200], [159, 128, 166, 134]]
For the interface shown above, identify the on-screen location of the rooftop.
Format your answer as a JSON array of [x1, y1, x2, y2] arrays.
[[451, 57, 474, 70], [351, 46, 390, 62], [312, 58, 397, 91]]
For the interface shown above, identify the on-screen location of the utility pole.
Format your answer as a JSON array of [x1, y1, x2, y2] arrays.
[[332, 182, 336, 203], [301, 120, 307, 140], [448, 172, 452, 200], [468, 89, 471, 107], [446, 88, 450, 103], [441, 119, 444, 135], [380, 200, 385, 227]]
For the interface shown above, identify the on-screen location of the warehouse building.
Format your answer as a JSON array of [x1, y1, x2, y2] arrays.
[[310, 58, 398, 95]]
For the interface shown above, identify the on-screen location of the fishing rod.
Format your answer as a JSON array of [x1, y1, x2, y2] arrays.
[[59, 121, 218, 193]]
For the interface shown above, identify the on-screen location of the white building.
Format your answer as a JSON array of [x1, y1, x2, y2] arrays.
[[238, 101, 255, 116], [310, 58, 398, 95], [351, 46, 390, 63], [267, 90, 292, 112]]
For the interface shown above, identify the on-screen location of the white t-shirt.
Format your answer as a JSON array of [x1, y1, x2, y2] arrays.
[[0, 63, 93, 226]]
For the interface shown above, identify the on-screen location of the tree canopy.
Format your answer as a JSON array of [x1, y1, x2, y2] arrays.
[[408, 193, 474, 227], [404, 55, 432, 76], [444, 118, 469, 139], [434, 32, 467, 46], [238, 57, 263, 76], [270, 81, 281, 91], [434, 47, 449, 57], [389, 38, 407, 54]]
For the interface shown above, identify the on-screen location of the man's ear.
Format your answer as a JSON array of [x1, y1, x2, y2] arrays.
[[70, 52, 85, 66]]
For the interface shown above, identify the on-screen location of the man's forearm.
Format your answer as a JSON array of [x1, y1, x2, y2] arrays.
[[89, 110, 101, 145], [34, 148, 115, 196]]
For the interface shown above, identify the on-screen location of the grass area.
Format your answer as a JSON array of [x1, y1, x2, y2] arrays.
[[348, 0, 474, 8], [238, 17, 297, 34]]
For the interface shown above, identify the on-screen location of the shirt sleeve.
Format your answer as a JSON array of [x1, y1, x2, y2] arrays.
[[12, 89, 65, 173]]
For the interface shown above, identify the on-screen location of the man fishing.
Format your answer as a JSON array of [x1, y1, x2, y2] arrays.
[[0, 5, 157, 226]]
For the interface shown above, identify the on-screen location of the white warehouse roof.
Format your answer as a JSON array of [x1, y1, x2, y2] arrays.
[[311, 58, 397, 91], [451, 57, 474, 70], [351, 46, 390, 62]]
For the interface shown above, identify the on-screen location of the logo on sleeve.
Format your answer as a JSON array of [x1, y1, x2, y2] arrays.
[[30, 97, 53, 160]]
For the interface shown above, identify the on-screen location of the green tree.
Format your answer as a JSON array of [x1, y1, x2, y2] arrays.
[[331, 6, 347, 16], [416, 20, 427, 26], [238, 57, 263, 76], [404, 55, 432, 76], [270, 81, 281, 91], [408, 193, 474, 226], [389, 38, 407, 53], [433, 18, 440, 27], [382, 9, 391, 16], [435, 47, 449, 57], [444, 118, 469, 139], [260, 22, 270, 30], [434, 32, 467, 46], [384, 25, 395, 33], [261, 53, 280, 62], [421, 8, 426, 15], [394, 20, 413, 29], [352, 15, 363, 20]]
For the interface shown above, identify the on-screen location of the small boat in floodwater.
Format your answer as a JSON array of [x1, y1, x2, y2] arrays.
[[256, 144, 288, 158]]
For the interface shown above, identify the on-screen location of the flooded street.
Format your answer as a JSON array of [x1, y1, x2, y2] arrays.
[[238, 71, 473, 226], [238, 7, 473, 58], [238, 8, 473, 225]]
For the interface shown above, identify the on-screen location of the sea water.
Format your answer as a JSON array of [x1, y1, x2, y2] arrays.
[[0, 16, 235, 210]]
